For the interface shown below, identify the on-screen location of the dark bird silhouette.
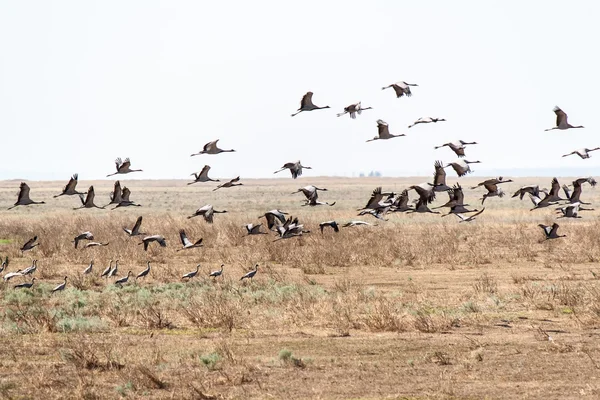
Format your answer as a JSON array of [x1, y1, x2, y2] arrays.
[[54, 174, 85, 198], [8, 182, 45, 210], [545, 106, 584, 131], [291, 92, 330, 116], [274, 161, 312, 179], [107, 157, 142, 177], [367, 120, 405, 142], [381, 81, 418, 98], [539, 223, 566, 240], [191, 139, 235, 156]]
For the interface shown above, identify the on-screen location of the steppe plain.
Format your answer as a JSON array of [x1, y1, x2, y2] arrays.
[[1, 176, 600, 399]]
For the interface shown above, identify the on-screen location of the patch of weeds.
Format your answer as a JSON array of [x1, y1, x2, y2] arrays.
[[115, 382, 134, 397], [473, 273, 497, 295], [461, 301, 480, 313], [278, 348, 306, 368], [57, 316, 107, 333], [200, 352, 221, 371]]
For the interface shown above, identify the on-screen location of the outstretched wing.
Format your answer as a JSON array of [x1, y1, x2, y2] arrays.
[[179, 229, 192, 247]]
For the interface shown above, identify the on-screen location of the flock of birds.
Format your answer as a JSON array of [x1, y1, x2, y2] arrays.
[[1, 82, 595, 291]]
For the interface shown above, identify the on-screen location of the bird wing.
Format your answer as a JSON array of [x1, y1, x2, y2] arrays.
[[17, 182, 30, 202], [377, 120, 390, 138], [550, 223, 560, 236], [364, 187, 384, 209], [433, 161, 446, 186], [199, 165, 211, 178], [204, 140, 217, 152], [65, 174, 78, 192], [484, 183, 498, 193], [121, 158, 131, 170], [179, 229, 192, 247], [300, 92, 314, 108], [86, 186, 95, 204], [115, 157, 123, 170], [121, 187, 131, 202], [554, 107, 567, 127], [132, 216, 143, 234]]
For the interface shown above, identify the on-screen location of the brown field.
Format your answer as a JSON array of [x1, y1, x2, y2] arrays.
[[1, 176, 600, 399]]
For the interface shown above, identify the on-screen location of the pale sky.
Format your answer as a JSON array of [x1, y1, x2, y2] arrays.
[[1, 1, 599, 181]]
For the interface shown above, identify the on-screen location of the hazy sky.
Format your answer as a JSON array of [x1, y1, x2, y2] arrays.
[[1, 1, 599, 181]]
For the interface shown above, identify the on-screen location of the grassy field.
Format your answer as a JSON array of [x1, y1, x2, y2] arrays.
[[1, 176, 600, 399]]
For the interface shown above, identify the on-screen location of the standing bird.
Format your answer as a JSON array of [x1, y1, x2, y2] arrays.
[[178, 229, 203, 250], [21, 260, 37, 276], [107, 260, 119, 279], [106, 158, 143, 177], [213, 176, 242, 191], [444, 160, 481, 177], [366, 119, 406, 142], [291, 92, 330, 116], [187, 204, 227, 223], [434, 140, 477, 158], [319, 221, 340, 233], [188, 165, 219, 184], [73, 231, 94, 248], [139, 235, 167, 251], [539, 223, 566, 240], [244, 223, 267, 235], [74, 186, 104, 210], [191, 139, 235, 156], [123, 216, 145, 237], [82, 260, 94, 275], [381, 81, 418, 98], [240, 264, 258, 281], [336, 102, 372, 119], [258, 209, 288, 230], [8, 182, 45, 210], [20, 236, 39, 253], [101, 260, 114, 279], [14, 278, 35, 290], [545, 106, 584, 131], [209, 264, 224, 278], [114, 271, 133, 286], [562, 148, 600, 159], [408, 117, 446, 128], [274, 161, 312, 179], [136, 262, 151, 280], [182, 264, 200, 280], [54, 174, 85, 198], [52, 276, 68, 293]]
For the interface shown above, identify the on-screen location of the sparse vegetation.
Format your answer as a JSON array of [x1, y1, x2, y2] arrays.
[[1, 177, 600, 398]]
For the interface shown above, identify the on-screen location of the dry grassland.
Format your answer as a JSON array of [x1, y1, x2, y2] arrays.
[[1, 176, 600, 399]]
